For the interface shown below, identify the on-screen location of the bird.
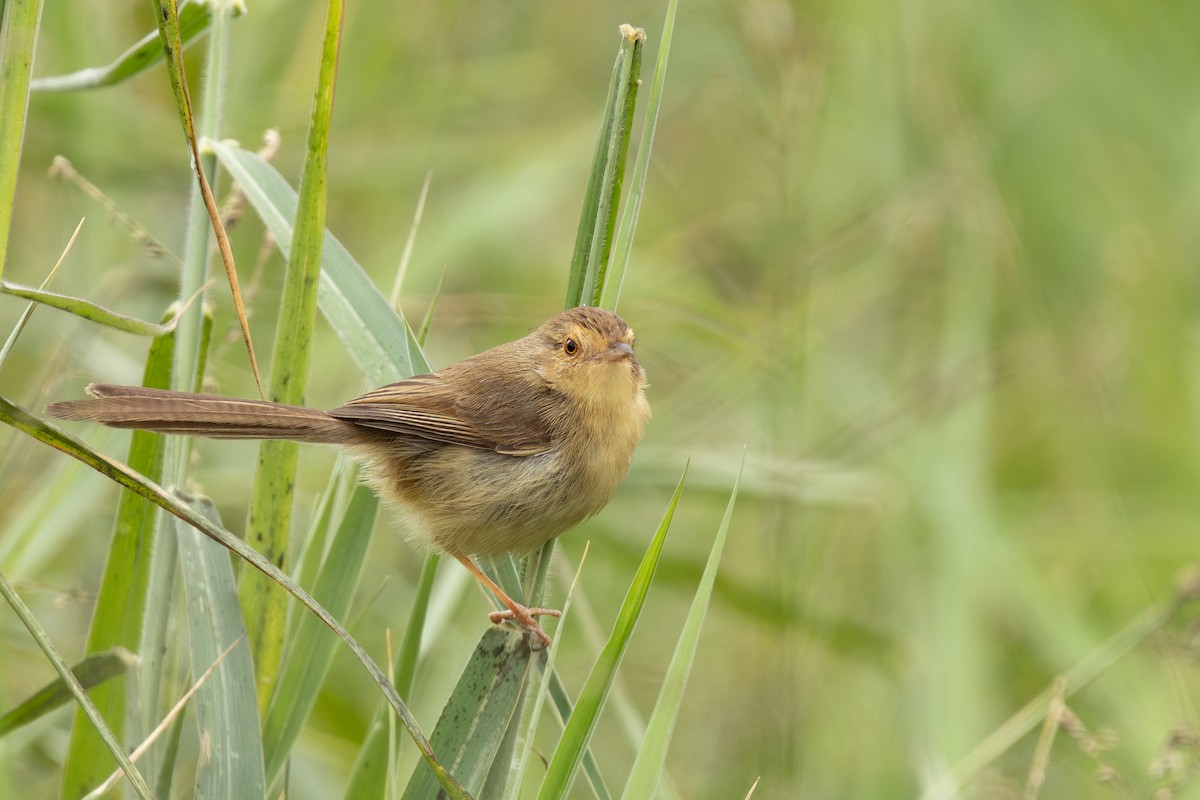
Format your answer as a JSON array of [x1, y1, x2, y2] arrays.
[[46, 305, 650, 648]]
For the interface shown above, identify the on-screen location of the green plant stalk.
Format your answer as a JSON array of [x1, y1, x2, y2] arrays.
[[602, 0, 678, 310], [536, 467, 686, 800], [0, 395, 470, 799], [0, 0, 43, 279], [239, 0, 344, 709], [0, 571, 153, 799]]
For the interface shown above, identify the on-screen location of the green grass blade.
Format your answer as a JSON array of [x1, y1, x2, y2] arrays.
[[175, 506, 265, 798], [565, 33, 626, 309], [536, 466, 687, 800], [0, 396, 470, 798], [0, 280, 193, 335], [620, 458, 741, 799], [602, 1, 678, 311], [587, 26, 644, 307], [0, 572, 153, 799], [0, 649, 134, 738], [401, 628, 532, 800], [240, 0, 345, 710], [262, 484, 379, 784], [61, 317, 175, 797], [544, 671, 612, 800], [29, 0, 234, 92], [0, 0, 44, 280], [208, 140, 431, 383]]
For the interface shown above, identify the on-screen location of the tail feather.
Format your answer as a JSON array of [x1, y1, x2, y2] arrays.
[[45, 384, 358, 443]]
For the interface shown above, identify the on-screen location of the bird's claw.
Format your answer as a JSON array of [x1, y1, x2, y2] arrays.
[[489, 606, 561, 650]]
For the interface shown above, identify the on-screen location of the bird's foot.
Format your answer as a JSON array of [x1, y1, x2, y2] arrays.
[[489, 605, 561, 650]]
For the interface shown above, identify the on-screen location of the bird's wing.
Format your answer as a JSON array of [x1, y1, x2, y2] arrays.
[[328, 370, 552, 456]]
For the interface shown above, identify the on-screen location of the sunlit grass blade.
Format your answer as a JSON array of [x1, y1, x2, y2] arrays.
[[602, 0, 678, 310], [0, 572, 153, 799], [0, 397, 471, 799], [0, 649, 135, 738], [620, 456, 741, 799], [262, 485, 379, 784], [61, 314, 175, 797], [401, 628, 532, 800], [0, 0, 42, 280], [30, 0, 238, 93], [174, 505, 265, 798], [208, 139, 431, 384], [536, 466, 687, 800]]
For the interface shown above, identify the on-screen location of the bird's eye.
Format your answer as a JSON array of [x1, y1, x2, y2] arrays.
[[564, 338, 579, 355]]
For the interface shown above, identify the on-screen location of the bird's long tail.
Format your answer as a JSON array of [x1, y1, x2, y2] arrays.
[[45, 384, 359, 443]]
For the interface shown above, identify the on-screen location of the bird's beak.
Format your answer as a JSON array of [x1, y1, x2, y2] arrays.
[[596, 342, 634, 362]]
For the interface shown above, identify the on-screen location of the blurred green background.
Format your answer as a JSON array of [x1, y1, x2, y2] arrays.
[[4, 0, 1200, 797]]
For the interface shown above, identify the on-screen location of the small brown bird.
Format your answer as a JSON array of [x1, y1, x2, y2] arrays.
[[47, 306, 650, 648]]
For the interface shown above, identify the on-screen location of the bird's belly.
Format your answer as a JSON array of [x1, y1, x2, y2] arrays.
[[366, 445, 619, 557]]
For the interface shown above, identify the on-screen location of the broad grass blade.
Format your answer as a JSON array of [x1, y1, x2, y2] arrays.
[[401, 627, 532, 800], [175, 505, 265, 799], [209, 139, 431, 384]]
